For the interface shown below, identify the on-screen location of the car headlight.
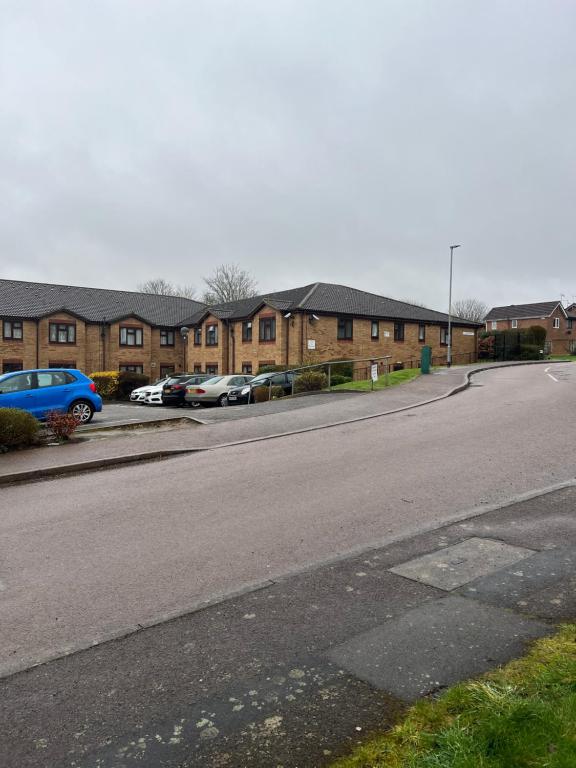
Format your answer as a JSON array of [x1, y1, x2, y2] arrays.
[[241, 386, 251, 395]]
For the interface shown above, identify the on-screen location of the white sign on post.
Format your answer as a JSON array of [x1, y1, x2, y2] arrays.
[[371, 363, 378, 382], [307, 339, 316, 350]]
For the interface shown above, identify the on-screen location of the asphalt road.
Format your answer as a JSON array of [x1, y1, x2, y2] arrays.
[[83, 390, 361, 430], [1, 364, 575, 680]]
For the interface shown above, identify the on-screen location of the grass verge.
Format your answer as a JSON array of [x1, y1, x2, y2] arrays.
[[332, 369, 421, 391], [549, 355, 576, 361], [331, 624, 576, 768]]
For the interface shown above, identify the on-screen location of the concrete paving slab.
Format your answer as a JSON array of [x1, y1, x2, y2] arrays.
[[327, 595, 551, 701], [389, 537, 535, 591], [458, 547, 576, 619]]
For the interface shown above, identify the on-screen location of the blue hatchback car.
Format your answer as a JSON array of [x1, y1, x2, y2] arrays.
[[0, 369, 102, 423]]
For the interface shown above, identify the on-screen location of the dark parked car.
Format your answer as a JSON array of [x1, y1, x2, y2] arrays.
[[227, 371, 296, 405], [161, 374, 212, 406]]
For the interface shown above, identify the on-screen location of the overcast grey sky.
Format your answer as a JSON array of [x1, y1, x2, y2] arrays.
[[1, 0, 575, 310]]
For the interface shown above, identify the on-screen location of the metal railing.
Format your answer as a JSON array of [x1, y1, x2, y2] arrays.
[[246, 350, 479, 403], [249, 355, 393, 402]]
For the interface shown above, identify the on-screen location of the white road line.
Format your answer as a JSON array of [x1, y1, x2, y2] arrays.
[[544, 366, 551, 373], [547, 373, 559, 382]]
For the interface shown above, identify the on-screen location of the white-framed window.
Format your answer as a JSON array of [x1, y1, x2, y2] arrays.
[[491, 321, 497, 330], [511, 319, 518, 329], [553, 317, 560, 329]]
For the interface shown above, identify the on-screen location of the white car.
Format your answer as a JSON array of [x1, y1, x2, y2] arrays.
[[130, 377, 170, 403], [142, 382, 167, 406]]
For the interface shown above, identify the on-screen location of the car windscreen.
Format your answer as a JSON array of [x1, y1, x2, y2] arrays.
[[165, 376, 190, 385], [202, 377, 223, 385], [249, 376, 270, 385]]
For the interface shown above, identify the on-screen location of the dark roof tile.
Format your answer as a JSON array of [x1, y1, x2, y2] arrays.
[[181, 282, 478, 326], [0, 279, 204, 326], [484, 301, 563, 321]]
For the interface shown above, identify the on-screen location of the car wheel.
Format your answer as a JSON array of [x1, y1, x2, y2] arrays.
[[69, 400, 94, 424], [217, 394, 228, 407]]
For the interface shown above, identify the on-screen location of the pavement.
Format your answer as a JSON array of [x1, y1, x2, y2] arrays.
[[1, 482, 574, 768], [81, 390, 363, 430], [0, 360, 575, 767], [0, 360, 565, 483]]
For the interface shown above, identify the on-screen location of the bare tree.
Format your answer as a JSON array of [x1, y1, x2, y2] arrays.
[[452, 298, 488, 323], [138, 278, 196, 300], [202, 264, 258, 304], [402, 298, 428, 308]]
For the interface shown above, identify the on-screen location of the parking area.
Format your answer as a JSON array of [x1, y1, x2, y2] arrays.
[[82, 391, 362, 430]]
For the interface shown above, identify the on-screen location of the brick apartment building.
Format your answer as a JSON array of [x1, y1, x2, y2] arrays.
[[0, 279, 203, 377], [1, 279, 481, 378], [181, 282, 480, 376], [484, 301, 575, 355]]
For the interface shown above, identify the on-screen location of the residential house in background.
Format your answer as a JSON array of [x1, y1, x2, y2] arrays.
[[0, 279, 203, 376], [484, 301, 575, 355], [181, 282, 480, 376]]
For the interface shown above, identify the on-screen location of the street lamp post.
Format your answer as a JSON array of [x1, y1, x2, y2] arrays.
[[447, 244, 461, 368], [180, 326, 189, 373]]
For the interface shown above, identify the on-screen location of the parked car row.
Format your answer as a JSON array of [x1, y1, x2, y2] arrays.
[[0, 368, 299, 423], [129, 371, 296, 408]]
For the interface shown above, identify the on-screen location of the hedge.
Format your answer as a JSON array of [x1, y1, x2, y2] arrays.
[[479, 326, 547, 361], [89, 371, 119, 399], [329, 374, 352, 386], [89, 371, 150, 400], [0, 408, 40, 450]]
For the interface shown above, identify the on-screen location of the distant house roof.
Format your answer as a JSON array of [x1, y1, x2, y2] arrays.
[[181, 282, 480, 327], [566, 303, 576, 318], [484, 301, 565, 322], [0, 279, 204, 326]]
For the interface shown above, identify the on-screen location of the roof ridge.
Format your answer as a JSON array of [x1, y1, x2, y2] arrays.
[[295, 282, 321, 308]]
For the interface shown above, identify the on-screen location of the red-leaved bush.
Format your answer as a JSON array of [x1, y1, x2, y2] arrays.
[[46, 411, 81, 440]]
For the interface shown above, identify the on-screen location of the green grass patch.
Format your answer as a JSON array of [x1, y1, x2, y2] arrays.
[[332, 368, 421, 391], [549, 355, 576, 361], [331, 624, 576, 768]]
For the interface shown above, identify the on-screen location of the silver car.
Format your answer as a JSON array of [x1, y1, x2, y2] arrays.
[[184, 374, 254, 407]]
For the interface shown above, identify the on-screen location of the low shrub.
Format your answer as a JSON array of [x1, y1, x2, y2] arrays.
[[329, 374, 352, 386], [327, 358, 354, 379], [118, 371, 149, 400], [253, 384, 272, 403], [0, 408, 40, 450], [46, 410, 81, 441], [89, 371, 119, 399], [270, 385, 284, 399], [294, 370, 328, 393], [519, 344, 543, 360]]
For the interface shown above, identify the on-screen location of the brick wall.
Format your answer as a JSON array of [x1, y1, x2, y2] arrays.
[[0, 319, 38, 372], [38, 313, 87, 371], [188, 310, 478, 375], [1, 315, 189, 378]]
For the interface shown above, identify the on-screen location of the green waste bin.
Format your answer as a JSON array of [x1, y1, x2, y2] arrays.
[[421, 345, 432, 374]]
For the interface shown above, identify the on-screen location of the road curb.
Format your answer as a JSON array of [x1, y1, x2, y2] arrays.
[[0, 360, 569, 486]]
